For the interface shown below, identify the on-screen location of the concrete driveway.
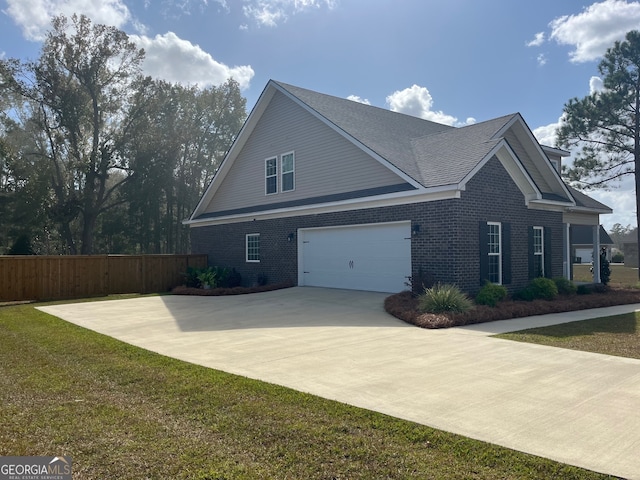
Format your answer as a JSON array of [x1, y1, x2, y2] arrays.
[[39, 287, 640, 479]]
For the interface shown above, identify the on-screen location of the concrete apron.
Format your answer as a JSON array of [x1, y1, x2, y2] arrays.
[[38, 288, 640, 479]]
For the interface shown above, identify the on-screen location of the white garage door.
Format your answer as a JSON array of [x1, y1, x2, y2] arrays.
[[298, 222, 411, 293], [576, 248, 593, 264]]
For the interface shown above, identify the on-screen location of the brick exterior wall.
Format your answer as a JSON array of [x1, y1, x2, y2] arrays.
[[191, 157, 564, 294]]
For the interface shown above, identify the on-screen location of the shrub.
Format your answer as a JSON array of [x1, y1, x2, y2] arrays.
[[612, 252, 624, 263], [528, 277, 558, 300], [512, 288, 536, 302], [553, 277, 577, 295], [475, 282, 508, 307], [513, 277, 558, 301], [197, 267, 218, 288], [599, 253, 611, 285], [220, 268, 242, 288], [577, 284, 592, 295], [418, 283, 473, 314], [182, 267, 202, 288], [576, 283, 608, 295]]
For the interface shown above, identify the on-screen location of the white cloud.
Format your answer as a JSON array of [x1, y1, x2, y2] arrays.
[[589, 188, 637, 229], [131, 32, 254, 89], [537, 53, 548, 66], [526, 32, 545, 47], [5, 0, 140, 41], [533, 116, 563, 147], [242, 0, 338, 27], [347, 95, 371, 105], [385, 84, 474, 127], [590, 75, 605, 94], [549, 0, 640, 63]]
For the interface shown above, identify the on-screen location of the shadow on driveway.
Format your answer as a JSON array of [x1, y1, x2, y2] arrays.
[[158, 286, 405, 332]]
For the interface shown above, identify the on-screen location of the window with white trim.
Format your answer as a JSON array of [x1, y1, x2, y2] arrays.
[[487, 222, 502, 284], [246, 233, 260, 262], [533, 226, 544, 277], [281, 152, 295, 192], [265, 157, 277, 195]]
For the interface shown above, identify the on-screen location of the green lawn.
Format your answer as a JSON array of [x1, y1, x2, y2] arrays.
[[497, 311, 640, 360], [0, 301, 617, 479], [573, 263, 639, 287], [498, 265, 640, 360]]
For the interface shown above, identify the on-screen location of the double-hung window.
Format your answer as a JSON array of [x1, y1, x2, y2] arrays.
[[487, 222, 502, 284], [533, 226, 544, 277], [246, 233, 260, 262], [265, 152, 294, 195], [265, 157, 277, 195], [281, 152, 295, 192]]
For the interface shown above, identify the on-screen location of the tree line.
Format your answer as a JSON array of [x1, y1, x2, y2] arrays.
[[0, 14, 246, 255]]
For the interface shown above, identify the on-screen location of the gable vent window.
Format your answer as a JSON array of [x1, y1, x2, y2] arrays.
[[265, 157, 277, 195], [281, 152, 295, 192]]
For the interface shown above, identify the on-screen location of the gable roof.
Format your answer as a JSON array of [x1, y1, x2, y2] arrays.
[[189, 80, 610, 222]]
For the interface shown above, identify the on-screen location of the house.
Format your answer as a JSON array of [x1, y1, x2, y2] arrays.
[[571, 225, 614, 264], [619, 229, 638, 267], [186, 80, 612, 294]]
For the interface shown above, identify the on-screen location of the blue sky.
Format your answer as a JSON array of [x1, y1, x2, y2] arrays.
[[1, 0, 639, 230]]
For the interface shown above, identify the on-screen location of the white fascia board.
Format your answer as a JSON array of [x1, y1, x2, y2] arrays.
[[527, 200, 575, 212], [273, 83, 423, 189], [504, 115, 575, 202], [541, 145, 570, 157], [185, 186, 460, 227], [567, 205, 613, 215], [189, 83, 277, 220]]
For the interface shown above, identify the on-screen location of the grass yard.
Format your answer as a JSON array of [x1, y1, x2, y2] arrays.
[[497, 265, 640, 359], [0, 301, 618, 480], [497, 311, 640, 360], [573, 263, 640, 287]]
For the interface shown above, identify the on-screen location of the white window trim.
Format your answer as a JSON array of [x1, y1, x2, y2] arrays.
[[488, 222, 502, 284], [281, 151, 295, 193], [533, 226, 544, 277], [246, 233, 260, 263], [265, 157, 277, 196]]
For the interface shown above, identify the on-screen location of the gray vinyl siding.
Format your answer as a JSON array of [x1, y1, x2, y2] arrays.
[[503, 130, 554, 193], [203, 91, 406, 214]]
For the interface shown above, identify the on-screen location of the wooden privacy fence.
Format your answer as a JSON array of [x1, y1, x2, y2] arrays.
[[0, 254, 208, 301]]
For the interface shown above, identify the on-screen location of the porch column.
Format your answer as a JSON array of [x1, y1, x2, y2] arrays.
[[563, 223, 571, 280], [592, 225, 601, 283]]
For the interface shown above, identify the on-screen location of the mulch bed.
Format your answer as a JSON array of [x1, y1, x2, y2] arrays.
[[172, 281, 294, 296], [384, 288, 640, 329]]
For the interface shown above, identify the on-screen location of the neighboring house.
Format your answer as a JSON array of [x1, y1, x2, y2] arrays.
[[570, 225, 614, 264], [620, 229, 638, 267], [186, 80, 612, 294]]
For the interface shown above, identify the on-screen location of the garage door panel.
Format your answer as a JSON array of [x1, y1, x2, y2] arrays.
[[299, 222, 411, 293]]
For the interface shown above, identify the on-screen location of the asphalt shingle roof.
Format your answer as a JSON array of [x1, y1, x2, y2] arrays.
[[275, 81, 516, 187], [567, 186, 611, 212]]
